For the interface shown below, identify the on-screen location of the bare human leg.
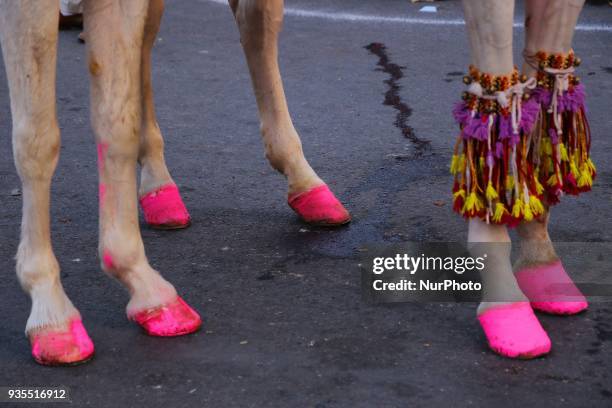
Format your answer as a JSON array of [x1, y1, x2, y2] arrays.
[[514, 0, 589, 315], [456, 0, 551, 358], [461, 0, 527, 312]]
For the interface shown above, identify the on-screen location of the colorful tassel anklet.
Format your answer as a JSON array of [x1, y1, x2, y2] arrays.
[[527, 50, 595, 203], [451, 53, 595, 225], [451, 66, 541, 225]]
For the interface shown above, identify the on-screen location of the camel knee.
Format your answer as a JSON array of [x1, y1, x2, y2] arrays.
[[99, 236, 145, 278], [98, 237, 176, 307], [264, 148, 287, 173], [96, 138, 140, 178], [16, 245, 59, 292], [12, 121, 60, 182], [260, 125, 305, 172], [93, 106, 142, 163]]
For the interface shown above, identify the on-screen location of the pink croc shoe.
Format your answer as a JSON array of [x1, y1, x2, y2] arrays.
[[477, 302, 551, 359], [29, 318, 95, 366], [288, 184, 351, 226], [130, 296, 202, 337], [516, 260, 588, 315], [139, 184, 191, 230]]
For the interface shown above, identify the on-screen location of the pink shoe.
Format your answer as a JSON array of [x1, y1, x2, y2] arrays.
[[288, 184, 351, 226], [478, 302, 551, 359], [516, 260, 588, 315], [139, 184, 191, 230], [29, 318, 95, 366], [130, 296, 202, 337]]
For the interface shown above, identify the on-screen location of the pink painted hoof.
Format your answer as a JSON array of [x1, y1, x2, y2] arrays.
[[478, 302, 551, 359], [139, 184, 191, 230], [29, 318, 94, 366], [288, 184, 351, 226], [131, 296, 202, 337], [516, 260, 588, 315]]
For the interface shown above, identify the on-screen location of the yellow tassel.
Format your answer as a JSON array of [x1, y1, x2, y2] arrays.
[[477, 196, 484, 211], [570, 160, 580, 180], [543, 139, 553, 156], [462, 193, 475, 213], [505, 175, 514, 191], [529, 195, 545, 216], [534, 175, 545, 195], [485, 182, 498, 202], [450, 154, 466, 175], [559, 143, 569, 162], [450, 155, 459, 175], [479, 156, 485, 170], [523, 204, 534, 221], [492, 203, 507, 223], [511, 199, 524, 218], [463, 192, 484, 214], [577, 162, 593, 187], [586, 158, 597, 174], [453, 188, 466, 200], [547, 173, 559, 187], [546, 157, 554, 173]]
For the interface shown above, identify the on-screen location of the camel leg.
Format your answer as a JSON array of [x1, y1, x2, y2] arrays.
[[83, 0, 201, 336], [0, 0, 94, 365], [229, 0, 350, 226], [137, 0, 191, 230]]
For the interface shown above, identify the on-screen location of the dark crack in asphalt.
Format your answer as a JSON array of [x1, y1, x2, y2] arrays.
[[365, 42, 431, 157]]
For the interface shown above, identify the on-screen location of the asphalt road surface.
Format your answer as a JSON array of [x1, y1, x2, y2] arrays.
[[1, 1, 611, 407]]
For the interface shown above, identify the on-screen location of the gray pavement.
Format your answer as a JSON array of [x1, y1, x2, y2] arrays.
[[0, 0, 611, 407]]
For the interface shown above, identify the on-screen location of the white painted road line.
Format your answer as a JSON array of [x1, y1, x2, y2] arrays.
[[203, 0, 612, 33]]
